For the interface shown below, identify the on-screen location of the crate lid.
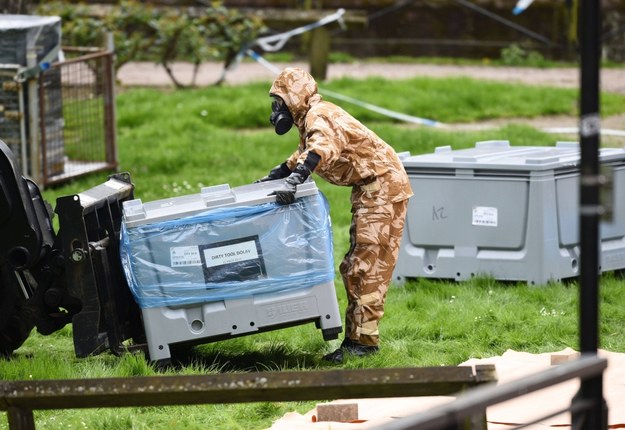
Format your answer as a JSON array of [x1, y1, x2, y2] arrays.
[[123, 179, 320, 227], [0, 15, 60, 30], [402, 141, 625, 172]]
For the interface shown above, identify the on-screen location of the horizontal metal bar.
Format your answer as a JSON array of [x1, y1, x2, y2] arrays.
[[0, 365, 495, 411], [50, 51, 112, 68], [61, 46, 103, 54], [379, 354, 607, 430], [334, 38, 525, 48]]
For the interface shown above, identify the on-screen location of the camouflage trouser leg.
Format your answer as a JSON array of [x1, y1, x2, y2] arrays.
[[339, 199, 408, 347]]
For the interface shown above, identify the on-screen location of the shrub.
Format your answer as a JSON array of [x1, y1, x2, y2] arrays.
[[36, 1, 266, 87], [500, 43, 547, 67]]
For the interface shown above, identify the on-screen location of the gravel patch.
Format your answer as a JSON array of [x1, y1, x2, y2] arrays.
[[118, 61, 625, 94]]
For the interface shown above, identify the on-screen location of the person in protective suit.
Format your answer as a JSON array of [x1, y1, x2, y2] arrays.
[[258, 67, 413, 364]]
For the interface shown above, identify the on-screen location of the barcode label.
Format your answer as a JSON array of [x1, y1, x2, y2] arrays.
[[170, 246, 202, 267], [472, 206, 498, 227]]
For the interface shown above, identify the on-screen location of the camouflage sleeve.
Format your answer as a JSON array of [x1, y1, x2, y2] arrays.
[[299, 112, 343, 167]]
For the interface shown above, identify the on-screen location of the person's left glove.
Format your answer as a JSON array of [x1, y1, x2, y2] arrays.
[[270, 164, 310, 205]]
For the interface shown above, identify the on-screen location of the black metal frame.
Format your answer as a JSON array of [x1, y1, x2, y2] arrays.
[[54, 173, 144, 357], [0, 139, 143, 358], [577, 1, 609, 427]]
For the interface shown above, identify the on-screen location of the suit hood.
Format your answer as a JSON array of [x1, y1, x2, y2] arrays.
[[269, 67, 321, 127]]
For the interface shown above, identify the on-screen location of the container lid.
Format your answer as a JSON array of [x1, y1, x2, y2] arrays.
[[0, 15, 61, 30], [123, 179, 320, 227], [402, 141, 625, 171]]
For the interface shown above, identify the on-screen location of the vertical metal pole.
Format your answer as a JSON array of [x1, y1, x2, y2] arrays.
[[104, 32, 118, 168], [577, 0, 607, 429], [579, 0, 599, 358], [17, 76, 28, 176], [26, 50, 41, 184], [38, 75, 48, 187]]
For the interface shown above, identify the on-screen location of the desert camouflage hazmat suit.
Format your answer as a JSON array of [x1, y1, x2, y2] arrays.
[[270, 68, 413, 347]]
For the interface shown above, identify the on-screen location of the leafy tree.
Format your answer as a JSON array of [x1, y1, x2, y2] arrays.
[[36, 1, 266, 87]]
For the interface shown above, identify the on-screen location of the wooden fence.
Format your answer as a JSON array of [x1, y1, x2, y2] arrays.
[[0, 365, 496, 430]]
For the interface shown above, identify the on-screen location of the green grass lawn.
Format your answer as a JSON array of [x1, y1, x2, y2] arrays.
[[2, 76, 624, 429]]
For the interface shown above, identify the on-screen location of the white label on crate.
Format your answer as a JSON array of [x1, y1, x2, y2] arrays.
[[170, 246, 202, 267], [202, 240, 260, 268], [472, 206, 498, 227], [198, 236, 266, 283]]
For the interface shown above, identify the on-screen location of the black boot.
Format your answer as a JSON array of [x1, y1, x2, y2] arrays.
[[322, 338, 379, 364]]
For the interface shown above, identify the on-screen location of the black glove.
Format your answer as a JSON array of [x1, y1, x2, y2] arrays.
[[254, 162, 291, 183], [268, 152, 321, 205], [270, 164, 310, 205]]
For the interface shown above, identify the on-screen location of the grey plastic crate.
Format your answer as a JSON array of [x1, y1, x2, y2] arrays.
[[122, 180, 342, 362], [0, 15, 64, 177], [393, 140, 625, 286]]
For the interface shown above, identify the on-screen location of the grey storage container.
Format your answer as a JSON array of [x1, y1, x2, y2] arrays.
[[0, 15, 62, 66], [394, 140, 625, 285], [121, 180, 342, 362], [0, 15, 64, 177]]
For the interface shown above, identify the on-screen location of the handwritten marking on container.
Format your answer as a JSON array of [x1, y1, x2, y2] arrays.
[[432, 206, 448, 221]]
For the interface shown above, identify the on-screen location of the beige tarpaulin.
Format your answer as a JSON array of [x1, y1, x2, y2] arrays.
[[269, 348, 625, 429]]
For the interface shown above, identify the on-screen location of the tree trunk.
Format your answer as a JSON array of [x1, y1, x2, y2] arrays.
[[0, 0, 31, 14]]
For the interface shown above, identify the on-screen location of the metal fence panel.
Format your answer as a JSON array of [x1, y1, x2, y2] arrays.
[[39, 48, 117, 187]]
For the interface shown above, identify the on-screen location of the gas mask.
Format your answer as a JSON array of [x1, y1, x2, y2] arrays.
[[269, 96, 293, 135]]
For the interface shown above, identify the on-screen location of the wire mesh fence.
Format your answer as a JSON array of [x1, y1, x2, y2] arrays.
[[38, 48, 117, 186]]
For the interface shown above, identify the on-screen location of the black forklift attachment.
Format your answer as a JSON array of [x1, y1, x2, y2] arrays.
[[0, 139, 143, 357]]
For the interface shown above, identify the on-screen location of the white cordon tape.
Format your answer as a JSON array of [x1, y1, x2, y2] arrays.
[[218, 9, 345, 84], [318, 87, 444, 127], [236, 9, 625, 135], [246, 50, 281, 74], [249, 48, 625, 137], [513, 0, 536, 15], [246, 49, 445, 128], [255, 9, 346, 52]]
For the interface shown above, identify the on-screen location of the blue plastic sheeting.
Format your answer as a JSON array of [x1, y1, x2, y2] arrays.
[[120, 193, 335, 308]]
